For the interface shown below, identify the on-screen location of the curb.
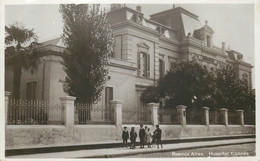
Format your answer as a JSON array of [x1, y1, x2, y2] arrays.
[[81, 140, 255, 158]]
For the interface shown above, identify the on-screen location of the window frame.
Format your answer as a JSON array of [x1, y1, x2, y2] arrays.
[[26, 81, 37, 100]]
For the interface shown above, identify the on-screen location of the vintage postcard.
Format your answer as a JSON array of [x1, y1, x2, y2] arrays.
[[0, 0, 259, 160]]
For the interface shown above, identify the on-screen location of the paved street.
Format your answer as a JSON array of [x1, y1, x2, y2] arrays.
[[124, 143, 255, 158], [8, 138, 255, 158]]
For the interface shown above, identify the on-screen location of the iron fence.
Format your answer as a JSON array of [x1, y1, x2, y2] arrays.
[[209, 110, 222, 125], [244, 110, 255, 125], [7, 99, 63, 125], [228, 111, 239, 125], [158, 108, 178, 125], [74, 103, 114, 124], [122, 107, 151, 124], [186, 108, 204, 125]]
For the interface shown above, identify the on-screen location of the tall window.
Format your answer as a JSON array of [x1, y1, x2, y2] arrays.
[[242, 73, 249, 86], [111, 36, 122, 59], [206, 35, 211, 47], [159, 59, 165, 78], [169, 60, 176, 71], [105, 87, 113, 120], [138, 52, 150, 77], [105, 87, 113, 107], [26, 81, 37, 100]]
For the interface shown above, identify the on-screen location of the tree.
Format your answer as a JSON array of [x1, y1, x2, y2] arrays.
[[60, 4, 115, 105], [5, 23, 39, 99], [141, 86, 160, 104], [214, 65, 255, 111], [157, 60, 215, 108], [142, 61, 255, 112]]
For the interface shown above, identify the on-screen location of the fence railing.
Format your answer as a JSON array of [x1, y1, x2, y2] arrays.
[[209, 110, 222, 125], [7, 99, 63, 125], [244, 110, 255, 125], [228, 111, 239, 125], [5, 92, 255, 126], [186, 109, 204, 125], [122, 107, 151, 124], [158, 108, 178, 124], [74, 103, 114, 125]]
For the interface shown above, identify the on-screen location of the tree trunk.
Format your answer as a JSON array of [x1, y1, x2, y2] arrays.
[[13, 66, 22, 99]]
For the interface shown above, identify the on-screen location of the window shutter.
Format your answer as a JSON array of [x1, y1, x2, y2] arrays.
[[137, 52, 140, 76], [147, 54, 150, 77], [162, 60, 165, 76]]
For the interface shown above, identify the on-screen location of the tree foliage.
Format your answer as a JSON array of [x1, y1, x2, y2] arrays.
[[5, 23, 39, 99], [158, 61, 215, 108], [60, 4, 115, 104], [141, 86, 160, 104], [141, 61, 255, 111], [214, 65, 255, 111]]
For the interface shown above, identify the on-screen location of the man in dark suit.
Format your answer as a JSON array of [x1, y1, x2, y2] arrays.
[[154, 124, 163, 149], [139, 124, 145, 148], [122, 126, 129, 148]]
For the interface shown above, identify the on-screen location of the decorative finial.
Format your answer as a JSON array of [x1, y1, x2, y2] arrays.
[[205, 20, 208, 25]]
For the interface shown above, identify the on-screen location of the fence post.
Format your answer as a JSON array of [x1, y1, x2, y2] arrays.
[[60, 96, 76, 127], [237, 110, 244, 126], [202, 106, 210, 126], [176, 105, 187, 126], [110, 99, 123, 127], [220, 108, 228, 126], [147, 103, 159, 126], [5, 91, 11, 125]]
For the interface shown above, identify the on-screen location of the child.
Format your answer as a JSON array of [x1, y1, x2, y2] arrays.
[[122, 127, 129, 148], [146, 128, 152, 148], [130, 127, 137, 149], [151, 130, 157, 148]]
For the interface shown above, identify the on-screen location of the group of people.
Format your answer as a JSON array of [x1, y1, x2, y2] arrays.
[[122, 124, 163, 149]]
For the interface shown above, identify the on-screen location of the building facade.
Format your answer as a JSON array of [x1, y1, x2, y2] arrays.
[[5, 4, 253, 109]]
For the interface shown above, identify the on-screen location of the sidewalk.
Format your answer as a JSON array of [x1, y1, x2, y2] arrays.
[[8, 138, 255, 158]]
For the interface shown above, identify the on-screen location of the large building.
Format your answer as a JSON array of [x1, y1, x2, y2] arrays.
[[5, 4, 253, 109]]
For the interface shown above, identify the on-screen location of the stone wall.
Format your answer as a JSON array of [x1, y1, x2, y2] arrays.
[[6, 125, 122, 149], [6, 124, 255, 149], [5, 93, 255, 150]]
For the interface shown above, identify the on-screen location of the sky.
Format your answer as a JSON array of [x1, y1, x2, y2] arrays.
[[5, 4, 255, 87]]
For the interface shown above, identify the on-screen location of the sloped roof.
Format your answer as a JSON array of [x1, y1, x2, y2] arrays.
[[40, 37, 65, 47]]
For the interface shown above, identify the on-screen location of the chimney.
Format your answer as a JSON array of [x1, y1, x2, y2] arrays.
[[136, 5, 142, 12], [111, 4, 121, 11], [222, 42, 226, 50], [172, 4, 176, 8]]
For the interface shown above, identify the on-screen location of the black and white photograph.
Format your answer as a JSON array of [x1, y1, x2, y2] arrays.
[[0, 1, 259, 160]]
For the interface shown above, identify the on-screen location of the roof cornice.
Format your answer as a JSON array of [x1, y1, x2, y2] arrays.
[[180, 37, 228, 58], [150, 7, 199, 20], [111, 20, 161, 37], [235, 60, 254, 68]]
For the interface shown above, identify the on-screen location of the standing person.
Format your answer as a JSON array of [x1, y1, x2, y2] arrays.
[[144, 126, 148, 146], [122, 126, 129, 148], [130, 127, 137, 149], [146, 128, 152, 148], [139, 124, 145, 148], [154, 124, 163, 149], [151, 131, 157, 148]]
